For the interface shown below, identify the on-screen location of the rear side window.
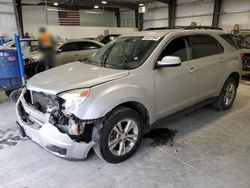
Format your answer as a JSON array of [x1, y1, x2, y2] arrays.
[[190, 35, 224, 59], [77, 42, 102, 50], [60, 42, 78, 52], [220, 34, 239, 49]]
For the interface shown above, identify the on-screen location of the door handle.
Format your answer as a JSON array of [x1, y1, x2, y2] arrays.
[[219, 58, 226, 62], [189, 67, 196, 73]]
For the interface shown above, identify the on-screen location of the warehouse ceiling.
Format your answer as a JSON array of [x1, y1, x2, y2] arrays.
[[21, 0, 170, 9]]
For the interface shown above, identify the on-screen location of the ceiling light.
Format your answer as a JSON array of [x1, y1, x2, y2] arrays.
[[54, 2, 58, 6], [94, 5, 99, 9], [101, 1, 107, 4], [139, 3, 144, 6]]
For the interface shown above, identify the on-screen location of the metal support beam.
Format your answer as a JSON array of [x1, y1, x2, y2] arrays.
[[135, 10, 143, 31], [168, 0, 176, 27], [15, 0, 24, 37], [115, 11, 121, 27], [212, 0, 222, 27]]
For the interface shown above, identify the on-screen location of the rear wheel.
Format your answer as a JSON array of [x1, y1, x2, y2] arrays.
[[92, 107, 144, 163], [213, 77, 237, 110], [10, 90, 22, 103]]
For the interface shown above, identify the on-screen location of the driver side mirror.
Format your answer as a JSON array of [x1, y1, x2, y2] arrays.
[[156, 56, 181, 68]]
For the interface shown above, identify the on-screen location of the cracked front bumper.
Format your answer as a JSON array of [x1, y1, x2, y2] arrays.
[[16, 89, 95, 160]]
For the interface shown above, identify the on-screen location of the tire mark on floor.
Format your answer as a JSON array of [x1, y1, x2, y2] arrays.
[[0, 128, 27, 149]]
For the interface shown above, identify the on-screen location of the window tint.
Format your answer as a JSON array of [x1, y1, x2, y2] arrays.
[[60, 42, 78, 52], [220, 34, 239, 49], [159, 36, 191, 62], [77, 42, 102, 50], [190, 35, 224, 59]]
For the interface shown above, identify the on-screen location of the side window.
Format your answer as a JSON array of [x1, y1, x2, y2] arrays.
[[220, 34, 239, 49], [78, 42, 102, 50], [60, 42, 78, 52], [190, 35, 224, 59], [158, 36, 191, 62]]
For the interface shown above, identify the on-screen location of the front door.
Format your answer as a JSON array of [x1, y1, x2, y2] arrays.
[[154, 36, 198, 119]]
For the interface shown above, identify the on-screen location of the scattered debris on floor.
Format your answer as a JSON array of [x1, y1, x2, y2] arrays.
[[144, 128, 177, 147], [0, 128, 27, 149]]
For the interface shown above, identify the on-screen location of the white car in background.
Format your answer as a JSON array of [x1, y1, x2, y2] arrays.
[[24, 39, 104, 78], [0, 39, 39, 58]]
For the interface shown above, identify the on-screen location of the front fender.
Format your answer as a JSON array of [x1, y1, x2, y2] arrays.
[[73, 83, 155, 123]]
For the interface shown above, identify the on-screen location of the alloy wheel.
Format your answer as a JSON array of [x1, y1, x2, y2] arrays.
[[108, 119, 139, 156]]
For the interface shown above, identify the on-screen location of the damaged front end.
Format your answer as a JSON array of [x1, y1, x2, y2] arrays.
[[16, 88, 96, 160]]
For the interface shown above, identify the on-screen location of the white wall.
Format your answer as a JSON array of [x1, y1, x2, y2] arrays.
[[0, 0, 18, 39], [47, 26, 137, 39], [22, 6, 117, 37], [176, 0, 214, 26], [143, 0, 250, 31], [143, 0, 214, 29], [120, 9, 136, 28], [144, 2, 168, 29], [219, 0, 250, 31]]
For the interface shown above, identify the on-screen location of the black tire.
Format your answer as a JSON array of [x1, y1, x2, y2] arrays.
[[10, 90, 22, 103], [35, 62, 45, 74], [5, 90, 12, 97], [213, 77, 237, 110], [92, 107, 144, 163]]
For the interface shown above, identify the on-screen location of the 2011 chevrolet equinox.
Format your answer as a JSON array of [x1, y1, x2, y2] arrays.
[[16, 27, 242, 163]]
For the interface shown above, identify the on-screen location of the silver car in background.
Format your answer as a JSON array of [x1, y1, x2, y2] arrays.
[[16, 27, 242, 163], [24, 39, 104, 77]]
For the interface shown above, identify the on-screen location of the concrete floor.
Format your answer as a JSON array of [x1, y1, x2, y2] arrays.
[[1, 81, 250, 188]]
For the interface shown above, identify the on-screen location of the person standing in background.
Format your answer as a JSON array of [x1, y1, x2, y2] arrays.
[[38, 27, 55, 70]]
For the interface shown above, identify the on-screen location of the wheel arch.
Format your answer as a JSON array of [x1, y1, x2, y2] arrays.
[[114, 101, 150, 131], [228, 71, 240, 87]]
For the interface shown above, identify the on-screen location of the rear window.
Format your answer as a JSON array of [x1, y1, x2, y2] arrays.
[[220, 34, 239, 49], [190, 35, 224, 59]]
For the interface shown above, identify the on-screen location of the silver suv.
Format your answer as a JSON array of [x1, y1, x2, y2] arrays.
[[16, 27, 242, 163]]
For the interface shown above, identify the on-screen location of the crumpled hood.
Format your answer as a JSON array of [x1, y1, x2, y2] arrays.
[[27, 61, 129, 95]]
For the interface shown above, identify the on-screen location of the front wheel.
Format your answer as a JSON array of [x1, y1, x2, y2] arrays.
[[92, 107, 144, 163], [213, 77, 237, 110]]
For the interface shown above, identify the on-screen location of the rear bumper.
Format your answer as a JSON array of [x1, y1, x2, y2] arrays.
[[16, 89, 95, 160]]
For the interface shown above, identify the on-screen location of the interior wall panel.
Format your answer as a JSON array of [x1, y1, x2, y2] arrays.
[[0, 0, 18, 39], [219, 0, 250, 31], [22, 6, 116, 37]]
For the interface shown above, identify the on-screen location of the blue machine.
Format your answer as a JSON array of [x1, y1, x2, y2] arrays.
[[0, 35, 25, 100], [0, 49, 22, 90], [0, 37, 5, 45]]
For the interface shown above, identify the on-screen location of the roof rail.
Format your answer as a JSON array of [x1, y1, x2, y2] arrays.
[[144, 26, 222, 31], [144, 26, 184, 31], [183, 26, 222, 30]]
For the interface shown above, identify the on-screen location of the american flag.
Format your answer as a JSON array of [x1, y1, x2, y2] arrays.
[[58, 9, 80, 26]]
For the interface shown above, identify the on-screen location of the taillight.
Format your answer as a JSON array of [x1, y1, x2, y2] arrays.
[[240, 53, 244, 61]]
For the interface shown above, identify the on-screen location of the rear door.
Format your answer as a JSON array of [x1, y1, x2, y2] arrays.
[[189, 35, 225, 101]]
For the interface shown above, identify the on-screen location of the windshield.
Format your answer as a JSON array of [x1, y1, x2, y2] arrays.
[[85, 36, 161, 70]]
